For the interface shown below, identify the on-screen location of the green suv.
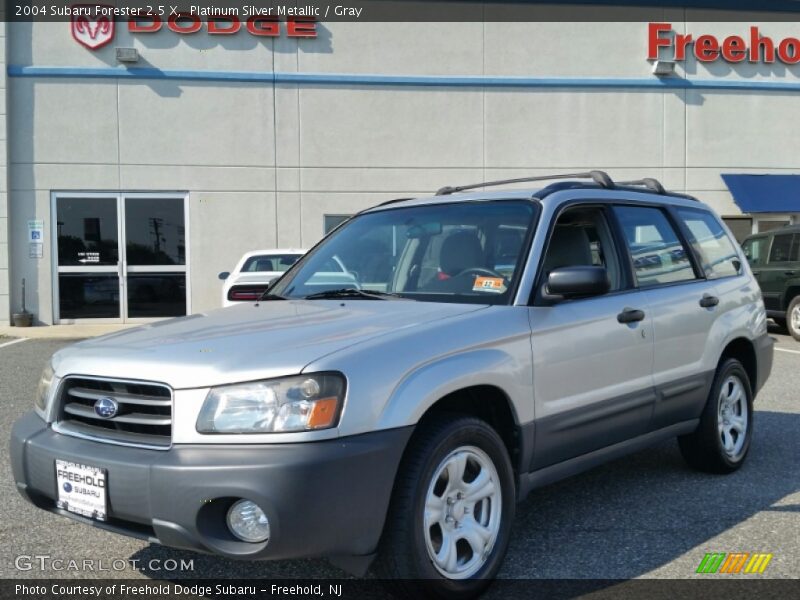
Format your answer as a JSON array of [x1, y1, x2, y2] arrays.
[[742, 225, 800, 341]]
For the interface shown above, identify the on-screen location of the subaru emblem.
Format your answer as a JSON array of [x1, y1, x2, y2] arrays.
[[93, 396, 118, 419]]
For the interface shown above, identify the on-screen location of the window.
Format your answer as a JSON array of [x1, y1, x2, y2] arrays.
[[542, 207, 622, 292], [614, 206, 696, 287], [769, 234, 795, 263], [722, 217, 752, 243], [324, 214, 352, 234], [677, 209, 741, 279], [757, 219, 790, 233], [241, 254, 302, 273], [741, 237, 770, 267]]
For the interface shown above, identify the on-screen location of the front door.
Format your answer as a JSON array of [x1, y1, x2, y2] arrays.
[[528, 204, 655, 471], [53, 193, 189, 323], [758, 232, 799, 315]]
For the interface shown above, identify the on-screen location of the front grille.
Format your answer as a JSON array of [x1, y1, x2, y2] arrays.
[[55, 377, 172, 449]]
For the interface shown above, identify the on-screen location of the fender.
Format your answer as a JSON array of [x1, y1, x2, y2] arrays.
[[375, 348, 530, 431]]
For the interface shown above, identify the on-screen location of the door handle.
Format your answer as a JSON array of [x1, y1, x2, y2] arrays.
[[785, 271, 796, 276], [699, 294, 719, 308], [617, 307, 645, 324]]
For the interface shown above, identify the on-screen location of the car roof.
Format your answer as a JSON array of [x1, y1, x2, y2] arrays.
[[240, 248, 307, 258], [363, 183, 703, 214], [745, 225, 800, 239]]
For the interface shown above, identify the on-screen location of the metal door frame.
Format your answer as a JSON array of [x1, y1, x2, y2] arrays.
[[51, 191, 191, 324]]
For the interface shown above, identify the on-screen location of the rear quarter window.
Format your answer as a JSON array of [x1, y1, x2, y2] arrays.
[[676, 209, 741, 279]]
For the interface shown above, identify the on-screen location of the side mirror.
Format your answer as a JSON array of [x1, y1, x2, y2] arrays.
[[545, 266, 609, 299], [218, 271, 230, 281]]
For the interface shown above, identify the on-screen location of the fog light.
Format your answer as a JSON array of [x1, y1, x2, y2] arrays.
[[227, 500, 270, 543]]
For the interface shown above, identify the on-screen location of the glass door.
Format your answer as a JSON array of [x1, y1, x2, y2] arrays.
[[123, 194, 188, 321], [55, 194, 122, 321], [53, 193, 189, 323]]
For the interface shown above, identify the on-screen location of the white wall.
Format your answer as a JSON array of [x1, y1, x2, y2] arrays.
[[7, 14, 800, 322], [0, 23, 8, 325]]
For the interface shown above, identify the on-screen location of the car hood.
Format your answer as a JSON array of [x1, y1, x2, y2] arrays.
[[52, 300, 487, 389]]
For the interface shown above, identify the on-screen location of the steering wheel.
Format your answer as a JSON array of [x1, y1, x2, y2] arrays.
[[453, 267, 505, 280]]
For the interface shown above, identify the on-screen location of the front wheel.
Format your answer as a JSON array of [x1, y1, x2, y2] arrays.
[[678, 358, 753, 473], [375, 415, 515, 599]]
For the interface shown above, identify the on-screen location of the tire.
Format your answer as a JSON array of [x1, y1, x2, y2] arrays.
[[678, 358, 754, 474], [375, 415, 515, 599], [771, 317, 788, 333], [786, 296, 800, 342]]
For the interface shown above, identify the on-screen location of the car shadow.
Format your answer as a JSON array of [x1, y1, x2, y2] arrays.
[[130, 410, 799, 592]]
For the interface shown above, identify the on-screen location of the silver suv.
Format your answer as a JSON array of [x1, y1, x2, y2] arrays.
[[11, 172, 773, 597]]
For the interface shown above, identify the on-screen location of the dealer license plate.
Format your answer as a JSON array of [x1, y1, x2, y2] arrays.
[[55, 460, 107, 521]]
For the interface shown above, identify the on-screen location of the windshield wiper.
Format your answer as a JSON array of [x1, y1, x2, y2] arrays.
[[257, 291, 287, 301], [303, 288, 401, 300]]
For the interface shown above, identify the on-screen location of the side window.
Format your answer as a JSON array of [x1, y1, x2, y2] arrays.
[[542, 207, 622, 292], [769, 234, 794, 263], [792, 235, 800, 262], [613, 206, 696, 287], [676, 209, 741, 279], [741, 237, 769, 267]]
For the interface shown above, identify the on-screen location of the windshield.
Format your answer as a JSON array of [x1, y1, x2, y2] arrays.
[[270, 200, 538, 304], [241, 254, 303, 273]]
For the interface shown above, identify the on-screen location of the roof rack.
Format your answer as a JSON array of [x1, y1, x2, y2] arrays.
[[616, 178, 666, 194], [376, 197, 415, 207], [435, 170, 614, 196]]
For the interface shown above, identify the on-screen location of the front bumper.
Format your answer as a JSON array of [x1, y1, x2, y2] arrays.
[[11, 412, 413, 561]]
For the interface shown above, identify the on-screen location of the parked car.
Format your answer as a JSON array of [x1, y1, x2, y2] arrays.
[[742, 225, 800, 340], [219, 249, 306, 306], [11, 171, 772, 598]]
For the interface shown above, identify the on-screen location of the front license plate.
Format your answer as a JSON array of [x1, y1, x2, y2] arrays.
[[55, 460, 107, 521]]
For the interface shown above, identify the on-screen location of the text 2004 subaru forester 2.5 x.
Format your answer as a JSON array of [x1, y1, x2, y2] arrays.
[[11, 172, 772, 598]]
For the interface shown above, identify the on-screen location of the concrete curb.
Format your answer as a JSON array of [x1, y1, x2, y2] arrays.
[[0, 324, 137, 339]]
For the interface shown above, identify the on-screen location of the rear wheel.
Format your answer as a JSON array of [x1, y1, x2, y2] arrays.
[[772, 316, 788, 332], [678, 358, 753, 473], [375, 415, 515, 599], [786, 296, 800, 341]]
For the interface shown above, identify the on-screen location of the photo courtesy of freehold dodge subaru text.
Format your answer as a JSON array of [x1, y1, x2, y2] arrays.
[[3, 2, 800, 600]]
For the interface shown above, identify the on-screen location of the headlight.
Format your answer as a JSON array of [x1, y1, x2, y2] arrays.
[[34, 363, 55, 417], [196, 373, 345, 434]]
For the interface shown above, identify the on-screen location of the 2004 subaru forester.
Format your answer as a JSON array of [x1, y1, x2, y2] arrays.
[[11, 171, 773, 598]]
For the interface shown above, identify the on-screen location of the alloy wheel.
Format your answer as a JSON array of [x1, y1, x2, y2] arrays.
[[423, 446, 502, 579], [717, 374, 749, 459]]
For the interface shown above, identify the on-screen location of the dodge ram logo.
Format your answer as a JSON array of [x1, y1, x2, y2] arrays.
[[71, 5, 115, 50], [93, 397, 119, 419]]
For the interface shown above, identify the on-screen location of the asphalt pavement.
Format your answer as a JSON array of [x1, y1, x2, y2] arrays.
[[1, 330, 798, 582]]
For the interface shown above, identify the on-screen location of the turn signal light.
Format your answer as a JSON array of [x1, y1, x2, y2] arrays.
[[308, 397, 339, 429]]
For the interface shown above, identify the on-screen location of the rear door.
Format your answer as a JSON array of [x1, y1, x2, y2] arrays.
[[613, 205, 727, 431], [760, 233, 799, 314]]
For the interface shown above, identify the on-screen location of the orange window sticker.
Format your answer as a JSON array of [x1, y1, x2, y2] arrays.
[[473, 277, 506, 293]]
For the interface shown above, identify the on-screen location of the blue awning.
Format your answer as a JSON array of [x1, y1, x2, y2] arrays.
[[722, 174, 800, 214]]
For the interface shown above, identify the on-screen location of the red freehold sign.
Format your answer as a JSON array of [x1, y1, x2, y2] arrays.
[[649, 22, 800, 64]]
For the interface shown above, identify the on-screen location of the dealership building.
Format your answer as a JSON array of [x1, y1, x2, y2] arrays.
[[3, 5, 800, 325]]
